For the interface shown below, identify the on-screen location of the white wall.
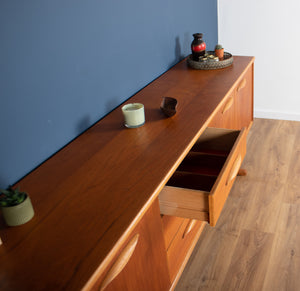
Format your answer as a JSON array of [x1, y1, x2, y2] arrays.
[[218, 0, 300, 121]]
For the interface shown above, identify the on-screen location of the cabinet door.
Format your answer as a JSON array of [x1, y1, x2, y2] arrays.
[[235, 64, 254, 129], [89, 199, 170, 291]]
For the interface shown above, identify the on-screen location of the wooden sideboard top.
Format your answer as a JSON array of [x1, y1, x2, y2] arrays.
[[0, 56, 254, 290]]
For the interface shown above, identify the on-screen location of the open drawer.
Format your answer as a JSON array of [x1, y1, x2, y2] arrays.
[[159, 127, 247, 226]]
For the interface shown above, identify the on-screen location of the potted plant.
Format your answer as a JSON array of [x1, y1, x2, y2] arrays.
[[0, 186, 34, 226], [215, 44, 224, 60]]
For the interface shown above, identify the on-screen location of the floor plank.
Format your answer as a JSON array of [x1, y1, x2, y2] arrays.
[[175, 118, 300, 291], [221, 229, 274, 291], [175, 227, 239, 290], [262, 203, 300, 291]]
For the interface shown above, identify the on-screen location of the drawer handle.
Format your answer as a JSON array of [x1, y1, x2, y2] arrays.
[[237, 78, 247, 92], [222, 96, 234, 114], [182, 219, 197, 239], [99, 234, 139, 291], [226, 154, 242, 185]]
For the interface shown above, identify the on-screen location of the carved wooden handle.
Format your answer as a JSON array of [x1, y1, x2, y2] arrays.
[[226, 154, 242, 185], [182, 219, 197, 239], [237, 78, 247, 92], [99, 234, 139, 291], [222, 96, 234, 114]]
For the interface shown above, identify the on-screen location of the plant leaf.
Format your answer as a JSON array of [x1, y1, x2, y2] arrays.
[[0, 189, 11, 195]]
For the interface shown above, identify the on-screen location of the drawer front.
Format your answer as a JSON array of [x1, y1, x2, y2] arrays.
[[209, 64, 253, 131], [159, 127, 247, 227], [208, 128, 247, 225], [167, 218, 206, 283], [235, 64, 254, 130], [209, 93, 237, 130]]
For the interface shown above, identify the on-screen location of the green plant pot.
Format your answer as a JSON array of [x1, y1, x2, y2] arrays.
[[1, 196, 34, 226]]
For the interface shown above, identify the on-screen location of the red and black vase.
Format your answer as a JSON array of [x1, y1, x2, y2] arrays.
[[191, 33, 206, 61]]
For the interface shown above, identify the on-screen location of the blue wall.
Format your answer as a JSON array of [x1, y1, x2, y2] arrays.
[[0, 0, 218, 189]]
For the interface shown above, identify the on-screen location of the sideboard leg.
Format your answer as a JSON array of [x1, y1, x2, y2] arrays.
[[238, 168, 247, 176]]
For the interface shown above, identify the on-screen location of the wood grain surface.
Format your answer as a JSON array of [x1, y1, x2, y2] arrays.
[[0, 56, 254, 290], [175, 118, 300, 291]]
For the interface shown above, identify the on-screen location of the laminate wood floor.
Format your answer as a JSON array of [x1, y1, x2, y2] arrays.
[[175, 118, 300, 291]]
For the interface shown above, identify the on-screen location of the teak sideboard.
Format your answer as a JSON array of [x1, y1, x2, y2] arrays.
[[0, 56, 254, 291]]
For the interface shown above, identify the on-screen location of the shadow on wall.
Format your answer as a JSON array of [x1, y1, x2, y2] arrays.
[[175, 36, 183, 61], [106, 97, 122, 114], [75, 116, 91, 136], [172, 34, 192, 67], [74, 97, 122, 136], [171, 36, 185, 67]]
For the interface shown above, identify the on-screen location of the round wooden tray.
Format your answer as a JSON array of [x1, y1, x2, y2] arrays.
[[187, 51, 233, 70]]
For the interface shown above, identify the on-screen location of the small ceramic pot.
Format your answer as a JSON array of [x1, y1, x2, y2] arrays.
[[1, 195, 34, 226], [215, 48, 224, 60]]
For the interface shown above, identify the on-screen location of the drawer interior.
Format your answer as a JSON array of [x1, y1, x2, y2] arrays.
[[167, 128, 240, 191], [191, 127, 240, 153], [167, 171, 216, 192]]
